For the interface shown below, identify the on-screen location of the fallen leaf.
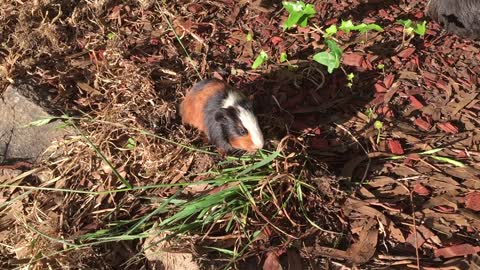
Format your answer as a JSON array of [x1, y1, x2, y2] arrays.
[[422, 71, 438, 82], [405, 229, 426, 249], [413, 183, 430, 196], [414, 118, 432, 131], [341, 152, 393, 180], [465, 192, 480, 211], [399, 70, 419, 80], [263, 251, 283, 270], [408, 95, 424, 109], [374, 83, 388, 93], [344, 198, 405, 243], [342, 53, 364, 67], [388, 139, 404, 155], [271, 36, 283, 45], [397, 47, 416, 58], [451, 91, 478, 115], [437, 122, 459, 134], [383, 82, 400, 103], [423, 195, 458, 211], [434, 244, 480, 259], [345, 218, 378, 264], [384, 73, 395, 88], [187, 3, 204, 13]]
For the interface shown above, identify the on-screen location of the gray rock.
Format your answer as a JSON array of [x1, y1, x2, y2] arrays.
[[0, 84, 71, 164]]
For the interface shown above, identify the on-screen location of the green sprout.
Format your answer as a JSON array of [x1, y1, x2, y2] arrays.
[[374, 120, 383, 144], [346, 72, 354, 88], [323, 24, 338, 38], [279, 52, 288, 63], [365, 107, 375, 120], [124, 138, 136, 150], [397, 19, 427, 36], [339, 20, 383, 34], [282, 1, 316, 30], [252, 50, 268, 69], [313, 39, 342, 73]]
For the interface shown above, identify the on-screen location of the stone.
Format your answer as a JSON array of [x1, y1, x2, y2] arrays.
[[0, 84, 71, 164]]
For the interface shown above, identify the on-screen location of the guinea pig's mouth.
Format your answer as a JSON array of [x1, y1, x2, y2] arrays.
[[229, 135, 262, 153]]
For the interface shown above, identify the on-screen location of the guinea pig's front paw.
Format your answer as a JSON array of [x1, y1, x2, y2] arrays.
[[216, 147, 227, 157]]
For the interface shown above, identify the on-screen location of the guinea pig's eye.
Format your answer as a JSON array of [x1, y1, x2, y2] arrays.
[[238, 127, 248, 136]]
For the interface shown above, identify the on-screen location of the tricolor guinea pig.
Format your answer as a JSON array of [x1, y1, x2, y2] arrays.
[[180, 79, 264, 153], [426, 0, 480, 40]]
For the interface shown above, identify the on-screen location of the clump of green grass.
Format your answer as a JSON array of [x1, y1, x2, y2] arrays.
[[3, 115, 344, 269]]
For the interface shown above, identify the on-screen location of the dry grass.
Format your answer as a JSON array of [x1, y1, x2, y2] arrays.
[[0, 1, 338, 268]]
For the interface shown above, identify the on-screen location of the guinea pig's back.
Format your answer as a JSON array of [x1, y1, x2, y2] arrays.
[[427, 0, 480, 39], [180, 79, 227, 133]]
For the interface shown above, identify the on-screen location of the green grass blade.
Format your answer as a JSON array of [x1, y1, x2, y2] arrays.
[[236, 150, 280, 177], [430, 156, 465, 167]]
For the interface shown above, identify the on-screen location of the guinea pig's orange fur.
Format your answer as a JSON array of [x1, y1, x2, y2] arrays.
[[180, 80, 226, 135], [229, 134, 255, 152]]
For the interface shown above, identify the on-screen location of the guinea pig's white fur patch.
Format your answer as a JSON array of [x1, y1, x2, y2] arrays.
[[222, 91, 264, 149]]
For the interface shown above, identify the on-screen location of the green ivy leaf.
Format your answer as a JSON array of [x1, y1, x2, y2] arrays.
[[339, 20, 355, 34], [298, 4, 316, 27], [326, 39, 342, 61], [413, 20, 427, 36], [339, 20, 383, 34], [280, 52, 288, 63], [313, 40, 342, 73], [252, 50, 268, 69], [396, 19, 413, 28], [313, 52, 336, 73], [323, 24, 338, 38], [282, 1, 316, 30], [354, 23, 384, 33], [397, 19, 427, 36]]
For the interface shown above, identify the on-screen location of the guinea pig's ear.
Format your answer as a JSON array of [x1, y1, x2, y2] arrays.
[[215, 108, 227, 122]]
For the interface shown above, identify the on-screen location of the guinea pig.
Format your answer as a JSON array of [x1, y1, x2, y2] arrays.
[[426, 0, 480, 40], [180, 79, 264, 153]]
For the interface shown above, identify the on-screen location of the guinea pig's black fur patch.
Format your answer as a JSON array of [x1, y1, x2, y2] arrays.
[[190, 79, 212, 93], [203, 91, 251, 152], [427, 0, 480, 39]]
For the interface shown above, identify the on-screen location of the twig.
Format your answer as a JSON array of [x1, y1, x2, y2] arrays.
[[158, 4, 203, 80], [410, 189, 421, 269]]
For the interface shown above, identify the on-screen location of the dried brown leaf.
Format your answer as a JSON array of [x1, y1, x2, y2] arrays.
[[465, 192, 480, 211], [345, 218, 378, 264], [263, 251, 283, 270], [434, 244, 480, 259], [344, 198, 406, 243]]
